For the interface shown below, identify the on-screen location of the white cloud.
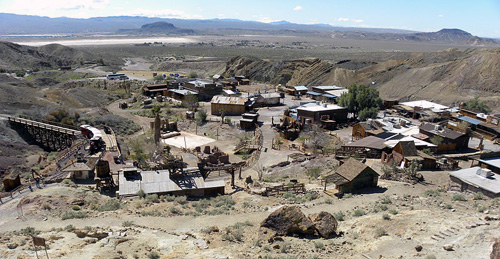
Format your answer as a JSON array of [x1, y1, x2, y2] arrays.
[[4, 0, 110, 18], [438, 14, 445, 18], [338, 17, 363, 23], [293, 5, 303, 11], [121, 8, 201, 19]]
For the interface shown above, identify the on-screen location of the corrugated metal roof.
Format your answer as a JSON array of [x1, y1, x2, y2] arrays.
[[293, 86, 308, 91], [211, 96, 247, 105], [458, 115, 484, 125], [479, 157, 500, 170], [345, 136, 386, 150], [118, 170, 225, 196], [260, 93, 281, 99], [306, 91, 321, 96], [312, 85, 343, 91]]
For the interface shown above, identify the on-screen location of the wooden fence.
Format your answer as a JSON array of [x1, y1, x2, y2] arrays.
[[264, 183, 305, 196]]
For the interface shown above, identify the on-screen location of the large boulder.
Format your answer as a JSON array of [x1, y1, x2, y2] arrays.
[[309, 211, 338, 238], [260, 206, 315, 236], [492, 237, 500, 259]]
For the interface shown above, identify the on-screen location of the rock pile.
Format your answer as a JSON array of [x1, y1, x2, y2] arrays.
[[259, 206, 338, 242]]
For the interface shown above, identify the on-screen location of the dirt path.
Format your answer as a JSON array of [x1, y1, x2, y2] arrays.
[[106, 99, 151, 137]]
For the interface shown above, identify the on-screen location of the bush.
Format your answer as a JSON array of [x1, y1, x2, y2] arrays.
[[353, 209, 365, 217], [375, 227, 387, 237], [136, 189, 146, 198], [62, 211, 87, 220], [424, 189, 441, 197], [145, 194, 159, 204], [314, 241, 324, 249], [334, 211, 345, 221], [473, 192, 484, 200], [148, 251, 161, 259], [452, 194, 467, 201], [305, 192, 319, 201], [382, 214, 390, 220], [98, 199, 121, 211], [389, 209, 398, 215], [380, 196, 392, 204], [305, 167, 321, 180], [122, 221, 134, 227], [174, 196, 188, 205], [169, 206, 182, 215], [41, 203, 52, 210], [343, 193, 353, 199], [195, 109, 207, 124], [72, 205, 81, 211], [445, 203, 453, 209], [20, 227, 40, 235], [64, 224, 75, 231]]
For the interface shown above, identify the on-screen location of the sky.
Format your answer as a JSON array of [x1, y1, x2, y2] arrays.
[[1, 0, 500, 38]]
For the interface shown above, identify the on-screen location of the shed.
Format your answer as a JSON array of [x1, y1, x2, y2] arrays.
[[255, 93, 281, 107], [211, 96, 248, 115], [449, 167, 500, 198], [296, 102, 348, 124], [419, 123, 469, 151], [286, 86, 308, 95], [341, 136, 388, 158], [63, 162, 93, 180], [3, 171, 21, 192], [324, 158, 379, 194]]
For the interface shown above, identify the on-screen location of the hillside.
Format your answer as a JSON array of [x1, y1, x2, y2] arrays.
[[0, 41, 100, 70], [117, 21, 195, 35], [223, 48, 500, 110]]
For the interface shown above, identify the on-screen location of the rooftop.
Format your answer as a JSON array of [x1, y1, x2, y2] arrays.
[[211, 95, 247, 105], [291, 86, 308, 91], [312, 85, 344, 91], [344, 136, 387, 150], [169, 89, 198, 95], [479, 157, 500, 170], [420, 123, 466, 140], [450, 167, 500, 194], [400, 100, 449, 112], [297, 102, 346, 112], [118, 170, 225, 196]]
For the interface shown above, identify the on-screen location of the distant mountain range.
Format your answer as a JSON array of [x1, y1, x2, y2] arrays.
[[0, 13, 497, 45]]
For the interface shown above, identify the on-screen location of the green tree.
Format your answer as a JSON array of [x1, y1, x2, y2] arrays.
[[189, 71, 198, 78], [338, 84, 382, 120], [465, 96, 492, 114], [195, 109, 207, 124], [429, 135, 443, 145], [151, 106, 161, 116], [182, 94, 199, 111]]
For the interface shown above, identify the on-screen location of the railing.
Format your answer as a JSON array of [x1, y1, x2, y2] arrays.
[[264, 183, 305, 196]]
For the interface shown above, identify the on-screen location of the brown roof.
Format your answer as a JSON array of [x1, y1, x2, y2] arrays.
[[344, 136, 386, 150], [398, 141, 418, 157], [63, 162, 92, 172], [420, 123, 466, 140], [324, 158, 379, 185]]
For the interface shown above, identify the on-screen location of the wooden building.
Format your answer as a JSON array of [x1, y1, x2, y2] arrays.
[[324, 158, 379, 194], [184, 80, 222, 101], [254, 93, 281, 107], [240, 113, 259, 130], [419, 123, 469, 151], [340, 136, 388, 158], [296, 102, 348, 124], [2, 170, 21, 192], [211, 96, 248, 115], [382, 140, 436, 169], [351, 120, 384, 140], [286, 86, 308, 96], [449, 167, 500, 198]]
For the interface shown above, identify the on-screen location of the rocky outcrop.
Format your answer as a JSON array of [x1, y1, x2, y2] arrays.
[[260, 206, 315, 236], [491, 237, 500, 259], [260, 206, 339, 242], [309, 211, 338, 238]]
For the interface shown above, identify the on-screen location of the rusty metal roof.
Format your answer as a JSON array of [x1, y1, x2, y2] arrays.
[[211, 95, 247, 105]]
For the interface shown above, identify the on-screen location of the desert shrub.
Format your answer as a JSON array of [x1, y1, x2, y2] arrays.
[[136, 189, 146, 198], [64, 224, 75, 231], [60, 178, 76, 187], [324, 198, 333, 204], [195, 109, 207, 124], [334, 211, 345, 221], [62, 211, 87, 220], [424, 189, 441, 197], [174, 196, 188, 205], [380, 196, 392, 204], [98, 199, 121, 211], [211, 195, 235, 207], [382, 214, 390, 220], [379, 204, 388, 211], [145, 194, 159, 204], [169, 206, 182, 215], [140, 210, 162, 216], [343, 193, 353, 199], [477, 205, 487, 212], [445, 203, 453, 209], [473, 192, 484, 200], [242, 201, 251, 208], [20, 227, 40, 235], [165, 195, 175, 202], [305, 192, 319, 201], [122, 221, 134, 227], [305, 167, 322, 180], [389, 209, 398, 215], [375, 227, 387, 237], [314, 241, 324, 249], [452, 194, 467, 201], [353, 209, 365, 217], [148, 251, 161, 259], [72, 205, 81, 211], [41, 203, 52, 210]]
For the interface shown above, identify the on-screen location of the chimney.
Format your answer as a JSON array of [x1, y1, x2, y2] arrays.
[[476, 168, 493, 178]]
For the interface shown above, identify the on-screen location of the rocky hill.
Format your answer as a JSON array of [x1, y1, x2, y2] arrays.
[[117, 21, 194, 35], [0, 41, 99, 70], [224, 48, 500, 110]]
